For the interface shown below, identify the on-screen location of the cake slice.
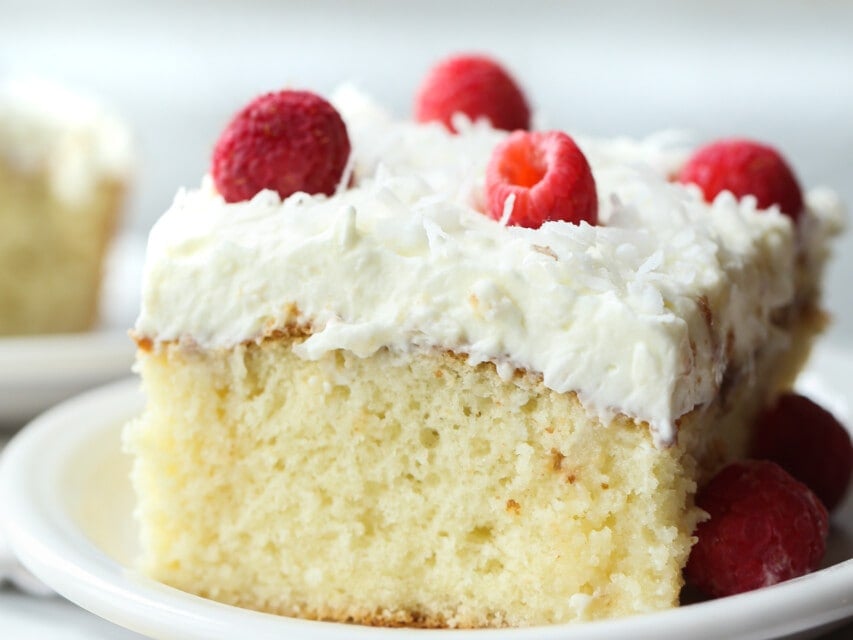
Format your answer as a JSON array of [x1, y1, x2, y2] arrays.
[[125, 76, 841, 627], [0, 77, 131, 335]]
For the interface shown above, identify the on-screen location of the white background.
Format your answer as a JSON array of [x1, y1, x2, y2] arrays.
[[2, 1, 853, 637]]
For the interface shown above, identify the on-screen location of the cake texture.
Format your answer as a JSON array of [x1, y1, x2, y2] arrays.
[[0, 77, 131, 335], [125, 85, 842, 626]]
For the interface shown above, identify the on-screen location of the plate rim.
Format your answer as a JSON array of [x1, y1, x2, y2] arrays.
[[0, 330, 135, 424], [1, 369, 852, 640], [0, 330, 134, 384]]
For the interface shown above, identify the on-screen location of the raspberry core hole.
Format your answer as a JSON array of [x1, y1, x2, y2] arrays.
[[500, 137, 546, 188]]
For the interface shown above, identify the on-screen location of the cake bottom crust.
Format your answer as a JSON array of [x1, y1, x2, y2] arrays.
[[125, 315, 819, 627]]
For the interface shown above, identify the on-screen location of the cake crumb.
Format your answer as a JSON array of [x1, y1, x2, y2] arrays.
[[550, 448, 565, 471], [532, 244, 558, 260]]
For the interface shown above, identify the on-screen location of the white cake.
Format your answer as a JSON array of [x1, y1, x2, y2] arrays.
[[125, 87, 842, 626], [0, 77, 131, 335]]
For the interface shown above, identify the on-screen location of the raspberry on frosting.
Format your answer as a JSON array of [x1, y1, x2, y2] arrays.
[[484, 130, 598, 228], [414, 54, 531, 133], [211, 90, 351, 203], [685, 460, 828, 598], [751, 393, 853, 512], [677, 139, 804, 221]]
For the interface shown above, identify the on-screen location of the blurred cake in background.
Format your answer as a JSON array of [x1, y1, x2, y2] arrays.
[[0, 77, 131, 335]]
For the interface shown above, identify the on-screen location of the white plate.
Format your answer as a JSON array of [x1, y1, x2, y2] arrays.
[[0, 234, 143, 425], [0, 348, 852, 640], [0, 331, 135, 424]]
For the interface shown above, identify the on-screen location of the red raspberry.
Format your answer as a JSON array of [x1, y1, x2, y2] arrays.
[[414, 54, 531, 133], [678, 139, 804, 221], [685, 460, 828, 598], [211, 90, 350, 203], [751, 393, 852, 512], [484, 130, 598, 228]]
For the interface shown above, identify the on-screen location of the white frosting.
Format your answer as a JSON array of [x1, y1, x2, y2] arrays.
[[135, 86, 842, 445], [0, 77, 132, 203]]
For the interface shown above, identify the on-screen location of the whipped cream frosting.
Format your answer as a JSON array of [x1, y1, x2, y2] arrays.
[[0, 77, 132, 203], [135, 86, 843, 445]]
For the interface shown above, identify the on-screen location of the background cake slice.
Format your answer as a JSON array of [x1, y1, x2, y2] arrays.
[[0, 77, 131, 335], [125, 65, 842, 627]]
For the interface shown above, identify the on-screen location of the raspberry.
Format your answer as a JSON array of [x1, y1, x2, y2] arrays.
[[414, 54, 531, 133], [484, 130, 598, 228], [685, 460, 828, 598], [211, 90, 350, 203], [677, 139, 804, 221], [751, 393, 853, 512]]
